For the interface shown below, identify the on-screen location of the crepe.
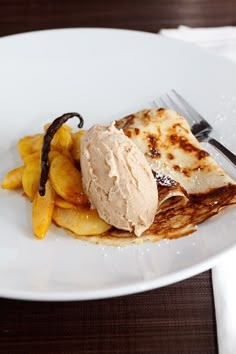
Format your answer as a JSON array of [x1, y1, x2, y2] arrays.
[[115, 109, 235, 194], [74, 109, 236, 246]]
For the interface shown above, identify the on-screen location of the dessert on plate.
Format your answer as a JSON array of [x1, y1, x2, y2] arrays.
[[2, 108, 236, 245]]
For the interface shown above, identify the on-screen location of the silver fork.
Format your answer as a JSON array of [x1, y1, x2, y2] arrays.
[[154, 89, 236, 167]]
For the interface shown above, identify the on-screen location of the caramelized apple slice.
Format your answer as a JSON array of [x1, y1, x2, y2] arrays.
[[53, 206, 112, 235], [22, 157, 41, 199], [32, 180, 55, 239], [71, 130, 86, 162], [18, 134, 43, 159], [49, 153, 88, 205], [54, 194, 75, 209], [23, 151, 40, 165], [44, 123, 73, 152], [1, 166, 24, 190]]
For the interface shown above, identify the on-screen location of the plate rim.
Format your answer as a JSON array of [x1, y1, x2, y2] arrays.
[[1, 27, 236, 301], [1, 243, 235, 301]]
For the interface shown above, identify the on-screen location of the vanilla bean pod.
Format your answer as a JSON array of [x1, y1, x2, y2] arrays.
[[39, 112, 84, 196]]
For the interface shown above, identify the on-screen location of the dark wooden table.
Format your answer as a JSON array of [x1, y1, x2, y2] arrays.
[[2, 0, 235, 352]]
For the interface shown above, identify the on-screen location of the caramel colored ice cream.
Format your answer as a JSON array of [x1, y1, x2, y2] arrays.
[[80, 123, 158, 236]]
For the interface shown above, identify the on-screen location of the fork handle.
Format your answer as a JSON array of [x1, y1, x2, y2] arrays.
[[208, 138, 236, 167]]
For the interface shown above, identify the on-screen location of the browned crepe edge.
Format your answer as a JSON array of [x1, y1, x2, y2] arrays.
[[63, 184, 236, 246]]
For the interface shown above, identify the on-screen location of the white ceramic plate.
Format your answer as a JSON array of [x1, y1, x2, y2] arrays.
[[1, 28, 236, 301]]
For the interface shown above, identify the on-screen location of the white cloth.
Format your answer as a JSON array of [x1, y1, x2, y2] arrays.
[[160, 26, 236, 354], [161, 25, 236, 61], [213, 249, 236, 354]]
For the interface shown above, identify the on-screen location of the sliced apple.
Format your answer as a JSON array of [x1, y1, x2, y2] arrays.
[[53, 206, 112, 235]]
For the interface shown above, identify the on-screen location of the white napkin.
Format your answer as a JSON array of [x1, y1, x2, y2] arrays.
[[213, 249, 236, 354], [160, 26, 236, 354], [160, 25, 236, 61]]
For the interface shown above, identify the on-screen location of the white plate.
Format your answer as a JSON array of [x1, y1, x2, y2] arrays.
[[1, 28, 236, 301]]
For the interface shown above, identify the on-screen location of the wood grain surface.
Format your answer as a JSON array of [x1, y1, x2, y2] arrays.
[[0, 272, 217, 354], [1, 0, 233, 352], [0, 0, 236, 36]]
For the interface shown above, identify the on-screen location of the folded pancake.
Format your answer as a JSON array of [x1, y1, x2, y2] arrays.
[[152, 172, 188, 214], [73, 109, 236, 246], [115, 109, 235, 194]]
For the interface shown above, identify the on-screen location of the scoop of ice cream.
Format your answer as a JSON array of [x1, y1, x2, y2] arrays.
[[80, 122, 158, 236]]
